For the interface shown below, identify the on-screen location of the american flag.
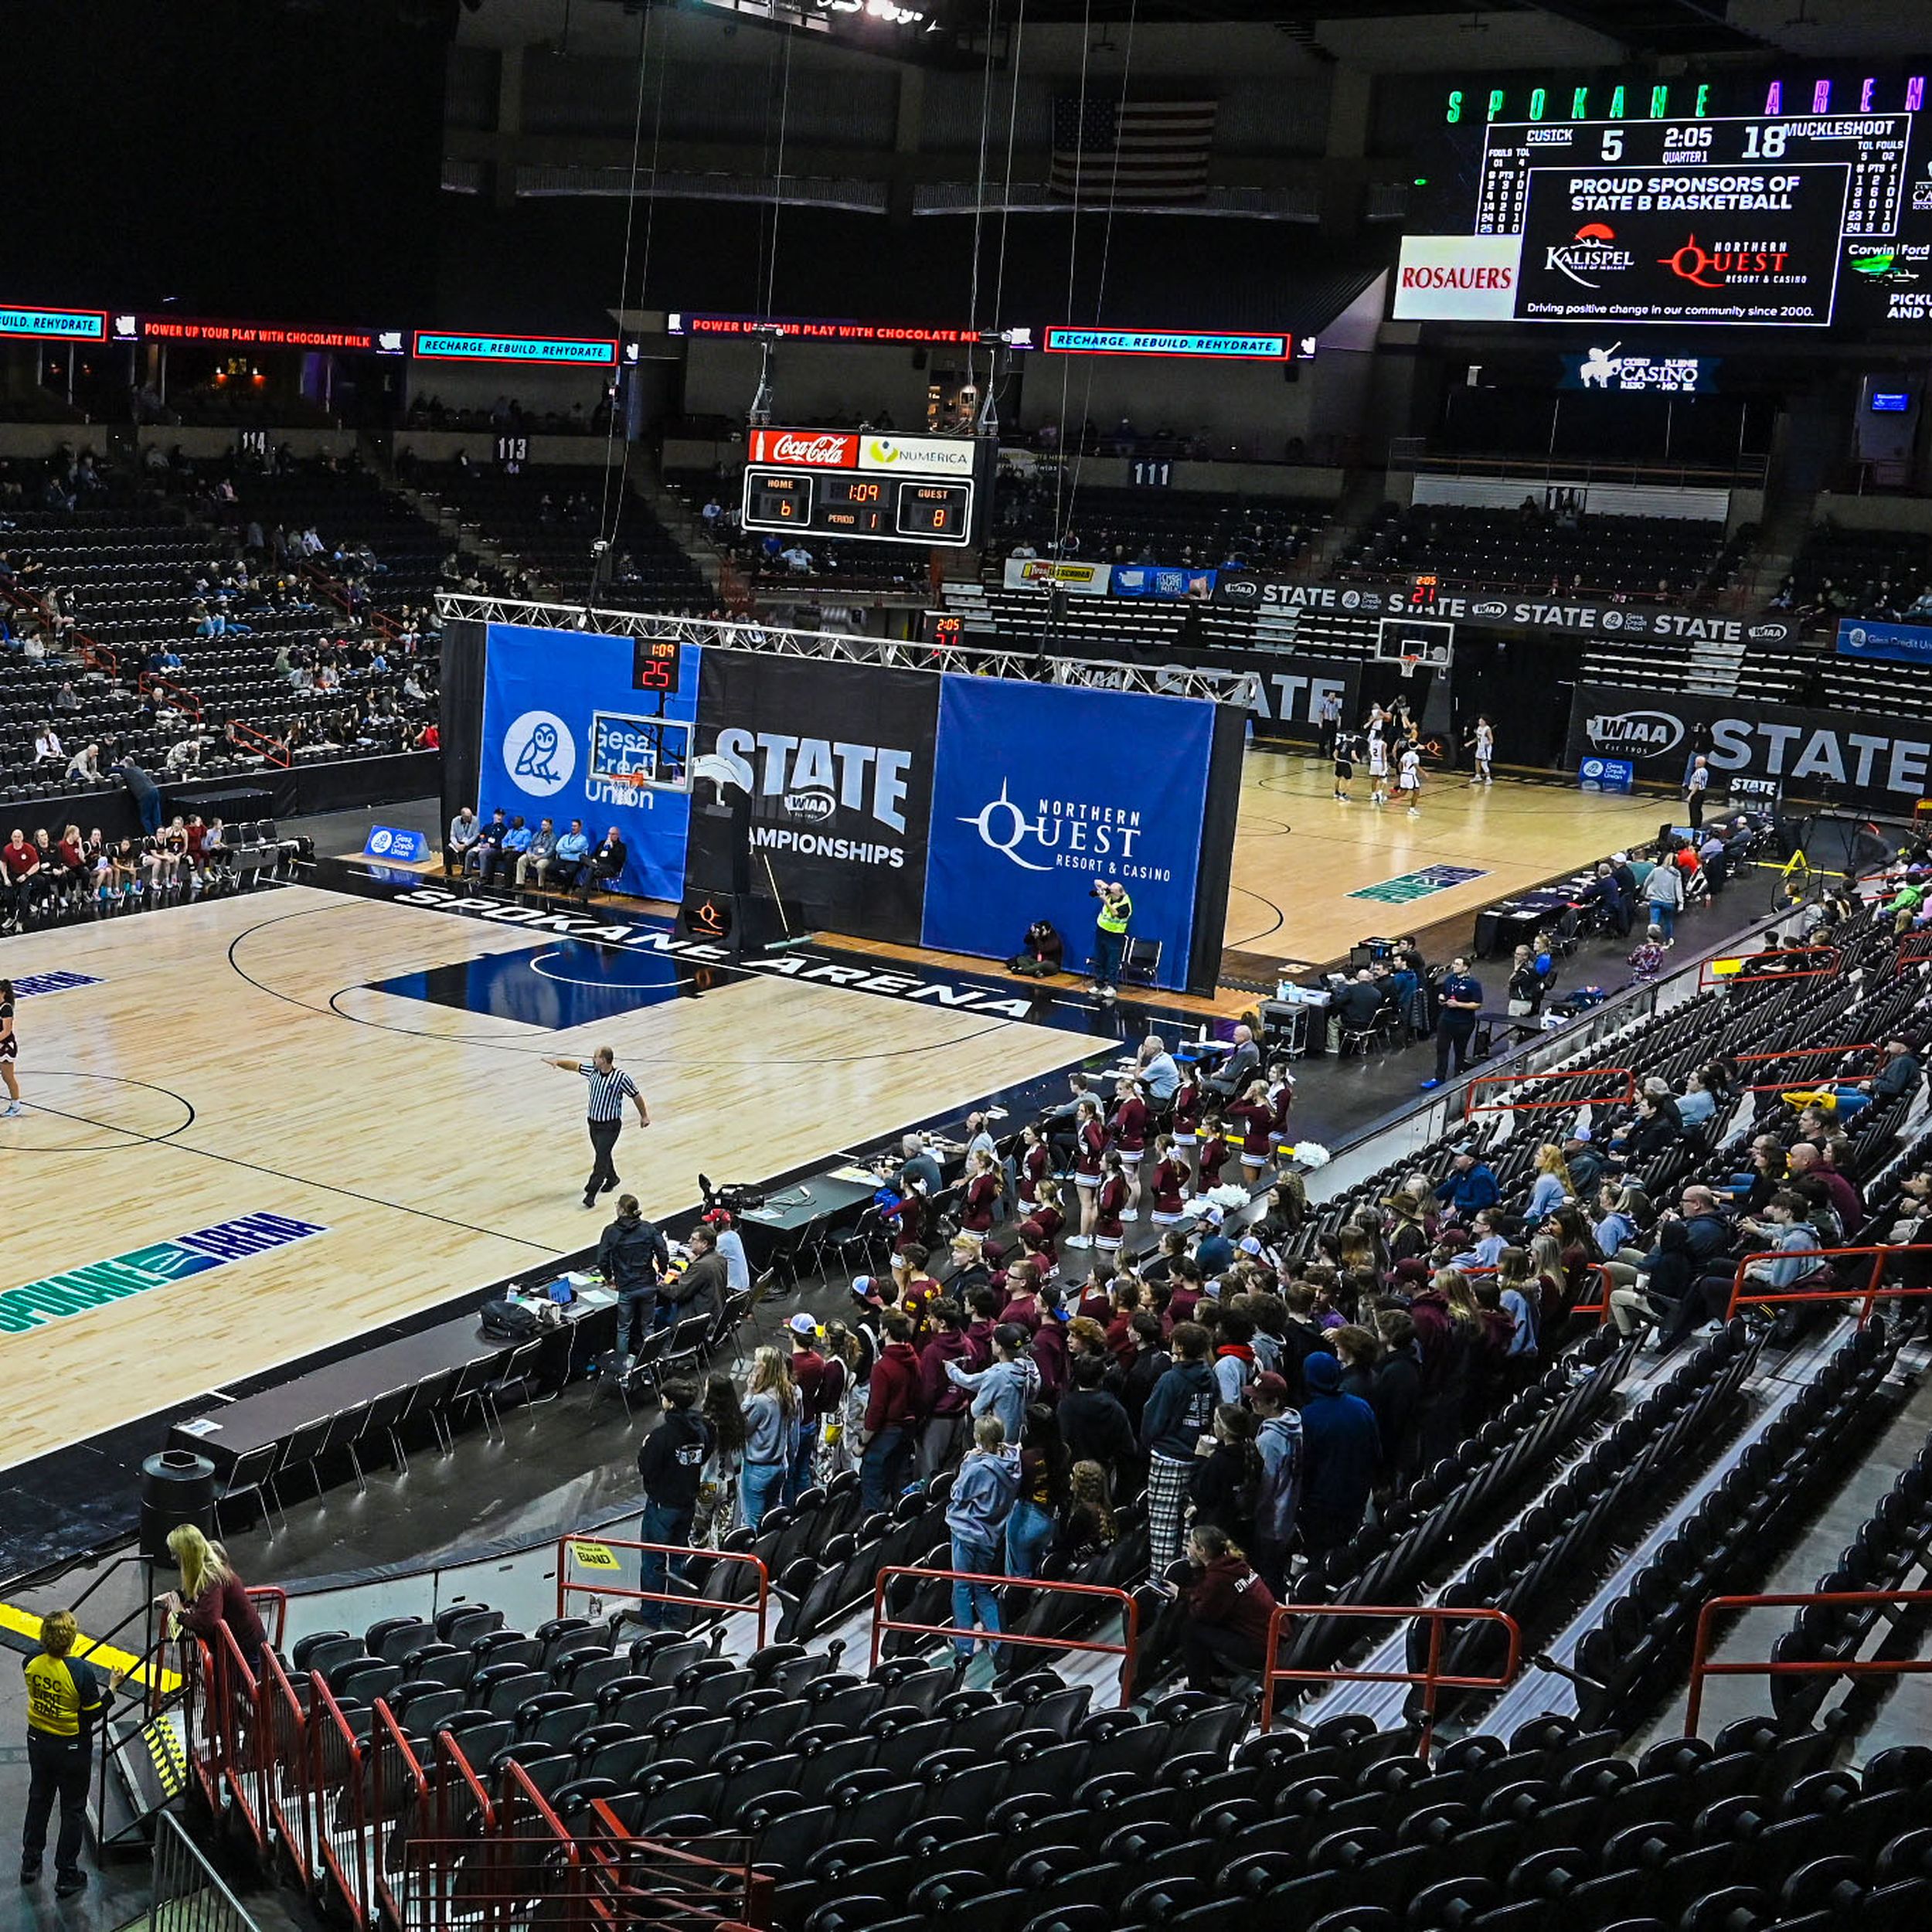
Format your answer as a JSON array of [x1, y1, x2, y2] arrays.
[[1049, 94, 1216, 203]]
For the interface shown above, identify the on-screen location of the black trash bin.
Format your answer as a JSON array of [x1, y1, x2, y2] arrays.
[[139, 1449, 215, 1564]]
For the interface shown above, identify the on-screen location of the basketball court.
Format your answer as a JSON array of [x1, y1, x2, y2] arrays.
[[0, 746, 1673, 1476]]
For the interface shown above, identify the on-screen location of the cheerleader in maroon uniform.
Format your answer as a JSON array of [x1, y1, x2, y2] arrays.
[[1021, 1176, 1065, 1273], [1195, 1112, 1230, 1193], [1070, 1098, 1105, 1247], [1108, 1075, 1149, 1216], [1170, 1071, 1202, 1192], [960, 1148, 1001, 1233], [1229, 1080, 1276, 1179], [1015, 1123, 1051, 1209], [1266, 1062, 1296, 1158], [1094, 1152, 1130, 1257], [1147, 1134, 1187, 1226]]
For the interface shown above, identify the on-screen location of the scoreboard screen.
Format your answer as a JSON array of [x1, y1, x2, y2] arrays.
[[738, 430, 987, 547], [1400, 70, 1932, 332]]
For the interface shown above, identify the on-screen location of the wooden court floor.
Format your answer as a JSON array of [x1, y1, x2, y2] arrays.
[[1222, 750, 1672, 968], [0, 886, 1091, 1471]]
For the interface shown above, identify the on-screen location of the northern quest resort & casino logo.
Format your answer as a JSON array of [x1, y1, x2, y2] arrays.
[[961, 781, 1168, 881]]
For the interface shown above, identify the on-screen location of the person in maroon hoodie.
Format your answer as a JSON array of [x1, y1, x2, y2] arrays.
[[1179, 1524, 1278, 1689], [860, 1310, 926, 1512], [1094, 1153, 1131, 1257], [1166, 1258, 1206, 1330], [785, 1315, 830, 1503], [917, 1300, 976, 1475], [1030, 1304, 1070, 1404], [963, 1286, 1002, 1369], [998, 1257, 1045, 1333], [1104, 1279, 1144, 1363]]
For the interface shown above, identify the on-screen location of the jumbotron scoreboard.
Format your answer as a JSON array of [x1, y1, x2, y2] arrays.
[[740, 428, 993, 547], [1398, 69, 1932, 332]]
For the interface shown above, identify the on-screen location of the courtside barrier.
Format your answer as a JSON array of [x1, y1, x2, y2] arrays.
[[556, 1532, 772, 1648], [1722, 1242, 1932, 1327], [870, 1565, 1141, 1707], [1684, 1589, 1932, 1740], [1464, 1067, 1634, 1118], [1258, 1602, 1522, 1752]]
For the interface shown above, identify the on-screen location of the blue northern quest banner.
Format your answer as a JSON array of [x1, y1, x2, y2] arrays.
[[923, 675, 1216, 991], [1835, 617, 1932, 666]]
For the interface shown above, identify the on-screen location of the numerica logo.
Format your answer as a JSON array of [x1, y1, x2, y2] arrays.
[[750, 429, 857, 468], [1545, 223, 1634, 289]]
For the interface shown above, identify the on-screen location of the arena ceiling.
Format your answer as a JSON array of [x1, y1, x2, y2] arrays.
[[455, 0, 1930, 67]]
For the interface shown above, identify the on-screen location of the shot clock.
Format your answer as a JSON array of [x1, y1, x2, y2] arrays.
[[740, 429, 989, 547], [632, 636, 683, 696]]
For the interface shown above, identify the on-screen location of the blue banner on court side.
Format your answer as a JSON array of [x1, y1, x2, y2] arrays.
[[363, 825, 430, 863], [1835, 618, 1932, 666], [922, 676, 1214, 991], [479, 624, 702, 903]]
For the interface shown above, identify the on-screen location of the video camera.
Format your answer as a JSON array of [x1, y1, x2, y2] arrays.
[[697, 1172, 767, 1216]]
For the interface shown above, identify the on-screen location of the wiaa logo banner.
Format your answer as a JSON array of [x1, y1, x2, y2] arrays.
[[923, 675, 1216, 992]]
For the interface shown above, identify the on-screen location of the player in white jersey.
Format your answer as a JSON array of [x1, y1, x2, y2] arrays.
[[1398, 743, 1423, 817], [1471, 716, 1495, 784], [1366, 730, 1389, 805]]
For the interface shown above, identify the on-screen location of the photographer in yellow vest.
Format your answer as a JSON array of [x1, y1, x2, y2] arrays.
[[1093, 879, 1134, 999]]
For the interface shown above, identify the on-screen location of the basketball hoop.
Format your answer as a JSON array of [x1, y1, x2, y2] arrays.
[[1398, 654, 1423, 679]]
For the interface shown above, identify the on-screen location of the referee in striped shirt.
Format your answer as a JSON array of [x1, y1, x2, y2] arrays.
[[546, 1047, 651, 1207]]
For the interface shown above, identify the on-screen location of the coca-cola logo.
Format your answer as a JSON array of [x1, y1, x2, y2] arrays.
[[755, 429, 858, 468]]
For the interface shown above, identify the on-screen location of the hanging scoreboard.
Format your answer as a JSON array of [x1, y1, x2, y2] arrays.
[[739, 429, 990, 547], [1399, 69, 1932, 332]]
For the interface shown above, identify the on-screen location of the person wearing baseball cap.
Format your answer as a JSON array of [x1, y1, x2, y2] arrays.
[[785, 1315, 828, 1502]]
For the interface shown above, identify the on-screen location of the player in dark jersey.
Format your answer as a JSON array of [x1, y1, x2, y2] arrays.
[[0, 979, 19, 1117]]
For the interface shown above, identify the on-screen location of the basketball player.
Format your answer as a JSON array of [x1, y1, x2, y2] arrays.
[[1471, 716, 1495, 784], [1332, 729, 1355, 803], [1366, 727, 1389, 807], [1397, 743, 1423, 818], [0, 979, 19, 1117]]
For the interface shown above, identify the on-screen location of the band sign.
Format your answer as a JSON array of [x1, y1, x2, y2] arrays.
[[569, 1541, 621, 1572]]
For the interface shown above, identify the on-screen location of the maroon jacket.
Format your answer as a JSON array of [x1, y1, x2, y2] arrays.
[[1031, 1322, 1069, 1404], [864, 1341, 925, 1434], [1186, 1554, 1277, 1645], [919, 1329, 975, 1417], [963, 1318, 997, 1369]]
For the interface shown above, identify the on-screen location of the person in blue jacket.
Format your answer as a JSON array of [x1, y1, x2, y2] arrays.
[[1434, 1145, 1500, 1218], [944, 1416, 1022, 1661], [1296, 1352, 1380, 1556]]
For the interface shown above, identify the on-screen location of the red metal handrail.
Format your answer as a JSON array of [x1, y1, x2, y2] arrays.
[[1258, 1602, 1523, 1753], [1464, 1067, 1636, 1117], [257, 1644, 310, 1876], [1895, 930, 1932, 972], [1699, 944, 1842, 990], [1723, 1241, 1932, 1326], [137, 669, 204, 722], [211, 1621, 267, 1855], [870, 1564, 1142, 1707], [371, 1699, 430, 1927], [1733, 1044, 1877, 1092], [228, 717, 292, 769], [1685, 1589, 1932, 1739], [556, 1533, 772, 1648], [307, 1672, 372, 1930]]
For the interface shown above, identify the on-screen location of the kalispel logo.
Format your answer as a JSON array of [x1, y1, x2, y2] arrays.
[[1546, 222, 1634, 288], [960, 781, 1168, 881], [502, 709, 577, 797], [1585, 709, 1685, 756]]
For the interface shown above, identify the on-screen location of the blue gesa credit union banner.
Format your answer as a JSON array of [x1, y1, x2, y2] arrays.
[[479, 623, 701, 903], [923, 675, 1213, 989]]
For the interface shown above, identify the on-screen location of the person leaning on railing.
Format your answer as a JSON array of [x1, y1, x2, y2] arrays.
[[156, 1525, 266, 1675]]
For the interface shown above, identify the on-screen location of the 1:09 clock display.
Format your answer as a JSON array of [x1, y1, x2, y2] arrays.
[[740, 465, 976, 546]]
